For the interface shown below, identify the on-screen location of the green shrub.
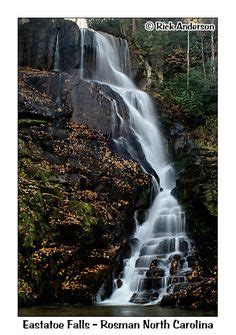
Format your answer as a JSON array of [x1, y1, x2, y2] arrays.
[[161, 68, 217, 125]]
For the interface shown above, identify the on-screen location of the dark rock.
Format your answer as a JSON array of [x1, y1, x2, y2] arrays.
[[175, 158, 217, 277], [70, 79, 129, 136], [146, 268, 165, 278], [58, 20, 81, 72], [167, 275, 185, 286], [18, 69, 72, 121], [114, 131, 160, 183], [135, 209, 146, 224], [138, 278, 162, 291], [19, 18, 57, 69], [129, 293, 138, 303], [169, 254, 182, 275], [18, 18, 81, 72], [150, 259, 158, 269], [160, 277, 217, 309], [116, 278, 123, 288], [129, 237, 141, 251], [145, 269, 153, 278], [129, 291, 159, 304], [179, 238, 190, 254]]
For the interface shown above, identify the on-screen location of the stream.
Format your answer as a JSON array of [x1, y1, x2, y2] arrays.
[[19, 305, 217, 317]]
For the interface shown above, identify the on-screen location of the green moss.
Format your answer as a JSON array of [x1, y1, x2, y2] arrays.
[[19, 119, 48, 127], [69, 201, 93, 216], [68, 200, 96, 233], [18, 189, 54, 248], [202, 188, 217, 216], [18, 139, 34, 158], [18, 139, 64, 249], [18, 137, 99, 253]]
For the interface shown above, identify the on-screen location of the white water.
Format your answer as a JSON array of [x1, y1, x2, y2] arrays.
[[53, 32, 60, 72], [78, 29, 192, 305]]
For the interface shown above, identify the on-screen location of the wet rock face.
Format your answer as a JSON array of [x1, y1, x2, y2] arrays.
[[57, 20, 81, 71], [18, 19, 57, 70], [18, 18, 81, 71], [70, 78, 129, 137], [18, 67, 129, 138]]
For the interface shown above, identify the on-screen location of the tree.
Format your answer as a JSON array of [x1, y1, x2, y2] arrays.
[[132, 18, 137, 33], [211, 18, 215, 75], [200, 31, 207, 79], [187, 30, 190, 90]]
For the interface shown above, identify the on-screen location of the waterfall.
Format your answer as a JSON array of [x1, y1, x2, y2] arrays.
[[52, 31, 62, 105], [77, 29, 192, 305], [53, 32, 60, 72], [79, 28, 85, 79]]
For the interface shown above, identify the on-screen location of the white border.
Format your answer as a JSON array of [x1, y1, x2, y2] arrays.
[[1, 1, 235, 334]]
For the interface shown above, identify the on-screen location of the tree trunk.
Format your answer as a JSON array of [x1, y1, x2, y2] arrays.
[[187, 30, 190, 89], [200, 32, 207, 79], [120, 18, 127, 37], [132, 18, 137, 33], [211, 18, 215, 75]]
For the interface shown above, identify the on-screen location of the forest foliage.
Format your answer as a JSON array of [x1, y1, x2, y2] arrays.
[[88, 18, 217, 126]]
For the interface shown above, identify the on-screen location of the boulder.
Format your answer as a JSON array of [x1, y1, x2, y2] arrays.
[[129, 291, 159, 304], [160, 277, 217, 309]]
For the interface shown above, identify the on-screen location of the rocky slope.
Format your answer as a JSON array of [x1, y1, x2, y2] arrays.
[[18, 67, 151, 306]]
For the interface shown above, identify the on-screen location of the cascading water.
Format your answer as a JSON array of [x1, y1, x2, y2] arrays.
[[52, 32, 62, 105], [53, 31, 60, 72], [77, 29, 192, 305]]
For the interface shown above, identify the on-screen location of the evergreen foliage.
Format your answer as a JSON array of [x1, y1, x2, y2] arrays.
[[87, 18, 123, 37], [88, 18, 217, 126]]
